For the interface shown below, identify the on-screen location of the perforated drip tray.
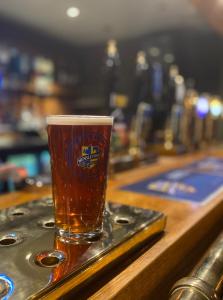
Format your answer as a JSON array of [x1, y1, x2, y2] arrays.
[[0, 197, 166, 299]]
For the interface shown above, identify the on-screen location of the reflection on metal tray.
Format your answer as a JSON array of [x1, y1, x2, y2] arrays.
[[0, 197, 166, 299]]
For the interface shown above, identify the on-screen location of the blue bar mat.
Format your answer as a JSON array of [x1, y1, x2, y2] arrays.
[[121, 157, 223, 204]]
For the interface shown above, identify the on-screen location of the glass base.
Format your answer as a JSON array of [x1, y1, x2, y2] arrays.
[[57, 227, 103, 244]]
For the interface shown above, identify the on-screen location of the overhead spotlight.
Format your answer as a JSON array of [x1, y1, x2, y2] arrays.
[[66, 7, 80, 18]]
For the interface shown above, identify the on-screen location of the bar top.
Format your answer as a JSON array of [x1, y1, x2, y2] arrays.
[[1, 149, 223, 299]]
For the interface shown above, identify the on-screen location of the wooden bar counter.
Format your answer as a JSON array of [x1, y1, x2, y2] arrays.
[[1, 150, 223, 299]]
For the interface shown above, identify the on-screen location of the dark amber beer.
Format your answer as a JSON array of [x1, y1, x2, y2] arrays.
[[47, 115, 113, 241]]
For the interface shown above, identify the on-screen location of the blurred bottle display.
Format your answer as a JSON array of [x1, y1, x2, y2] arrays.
[[0, 42, 76, 186], [0, 43, 77, 132], [1, 33, 223, 181], [32, 56, 54, 96], [105, 42, 223, 157]]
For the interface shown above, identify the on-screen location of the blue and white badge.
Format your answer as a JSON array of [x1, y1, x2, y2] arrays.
[[77, 146, 99, 169]]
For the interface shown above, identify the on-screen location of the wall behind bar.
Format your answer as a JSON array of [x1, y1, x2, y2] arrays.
[[1, 16, 223, 113]]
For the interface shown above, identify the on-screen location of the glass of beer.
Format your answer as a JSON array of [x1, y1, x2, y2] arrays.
[[47, 115, 113, 242]]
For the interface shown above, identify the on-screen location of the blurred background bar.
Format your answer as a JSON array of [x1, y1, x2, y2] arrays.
[[1, 2, 223, 299], [0, 0, 223, 186]]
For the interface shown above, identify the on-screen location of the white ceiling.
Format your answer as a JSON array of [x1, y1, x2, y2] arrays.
[[0, 0, 207, 45]]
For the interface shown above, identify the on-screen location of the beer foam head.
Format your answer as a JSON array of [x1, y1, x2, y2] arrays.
[[46, 115, 113, 126]]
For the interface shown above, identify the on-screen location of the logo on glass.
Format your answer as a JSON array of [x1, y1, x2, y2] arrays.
[[77, 146, 100, 169]]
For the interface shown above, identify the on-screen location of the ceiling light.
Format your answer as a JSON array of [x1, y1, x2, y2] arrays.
[[66, 7, 80, 18]]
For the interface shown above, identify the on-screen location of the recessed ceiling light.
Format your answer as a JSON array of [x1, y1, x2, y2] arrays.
[[66, 7, 80, 18]]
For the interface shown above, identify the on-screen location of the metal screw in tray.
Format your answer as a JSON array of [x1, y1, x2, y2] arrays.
[[0, 196, 166, 299]]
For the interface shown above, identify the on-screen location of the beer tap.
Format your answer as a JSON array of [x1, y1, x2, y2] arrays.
[[181, 89, 198, 150], [209, 96, 223, 143], [194, 94, 209, 149], [163, 67, 187, 153], [129, 102, 153, 160], [129, 50, 154, 161], [169, 73, 186, 145]]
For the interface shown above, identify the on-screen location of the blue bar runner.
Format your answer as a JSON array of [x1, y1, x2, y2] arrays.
[[121, 157, 223, 204]]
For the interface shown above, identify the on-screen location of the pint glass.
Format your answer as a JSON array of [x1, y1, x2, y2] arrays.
[[47, 115, 113, 241]]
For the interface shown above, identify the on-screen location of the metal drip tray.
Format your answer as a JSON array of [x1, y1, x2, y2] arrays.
[[0, 197, 166, 299]]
